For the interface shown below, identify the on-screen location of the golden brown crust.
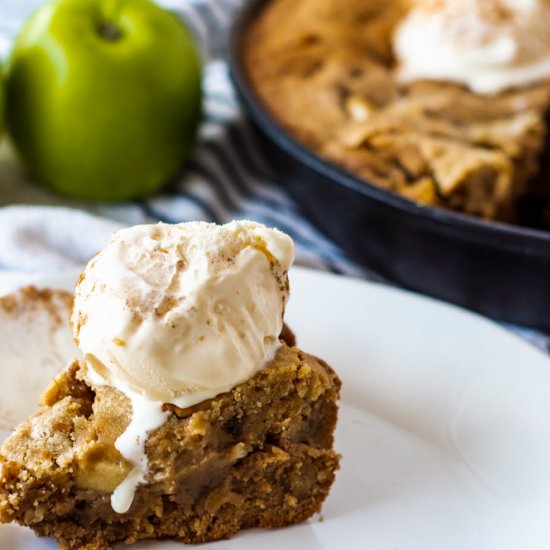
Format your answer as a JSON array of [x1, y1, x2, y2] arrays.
[[0, 286, 72, 325], [0, 343, 340, 549], [244, 0, 550, 220]]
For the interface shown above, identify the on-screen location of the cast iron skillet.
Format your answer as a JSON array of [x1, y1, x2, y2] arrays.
[[228, 0, 550, 332]]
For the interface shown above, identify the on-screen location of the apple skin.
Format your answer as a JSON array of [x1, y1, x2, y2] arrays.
[[7, 0, 202, 200]]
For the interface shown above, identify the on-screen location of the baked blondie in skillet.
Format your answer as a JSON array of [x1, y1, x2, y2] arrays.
[[229, 0, 550, 330]]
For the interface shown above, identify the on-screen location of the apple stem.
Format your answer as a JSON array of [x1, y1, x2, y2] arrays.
[[100, 22, 123, 41], [100, 0, 127, 40]]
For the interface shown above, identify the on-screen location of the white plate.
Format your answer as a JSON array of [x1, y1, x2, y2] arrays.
[[2, 267, 550, 550]]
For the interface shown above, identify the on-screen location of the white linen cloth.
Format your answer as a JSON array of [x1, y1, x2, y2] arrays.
[[0, 206, 122, 293]]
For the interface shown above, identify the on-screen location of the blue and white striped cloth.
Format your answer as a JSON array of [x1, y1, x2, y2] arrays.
[[0, 0, 548, 353]]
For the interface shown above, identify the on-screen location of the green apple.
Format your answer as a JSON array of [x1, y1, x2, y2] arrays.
[[7, 0, 202, 200]]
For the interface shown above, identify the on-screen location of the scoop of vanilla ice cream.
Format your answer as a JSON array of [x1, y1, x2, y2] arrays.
[[394, 0, 550, 94], [71, 221, 295, 403]]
